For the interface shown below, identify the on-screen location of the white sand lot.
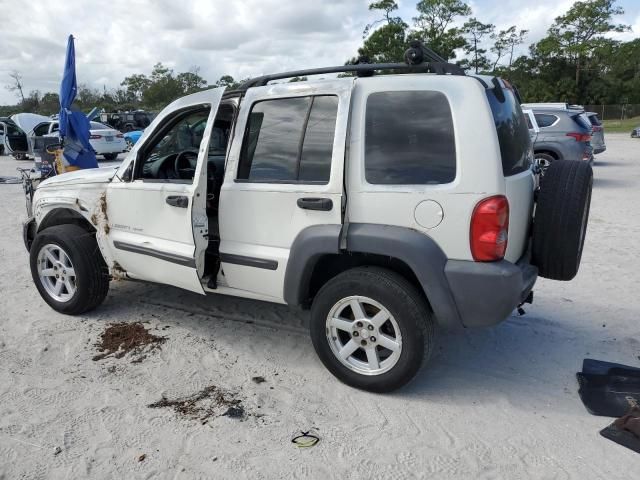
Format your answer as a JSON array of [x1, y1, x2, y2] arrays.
[[1, 135, 638, 479]]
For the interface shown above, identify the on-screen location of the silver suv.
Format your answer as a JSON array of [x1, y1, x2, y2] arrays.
[[522, 103, 594, 167]]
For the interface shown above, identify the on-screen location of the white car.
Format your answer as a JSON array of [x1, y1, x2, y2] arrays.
[[20, 43, 594, 392], [31, 120, 126, 160]]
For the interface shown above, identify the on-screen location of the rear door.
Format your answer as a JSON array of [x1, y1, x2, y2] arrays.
[[218, 79, 353, 301], [5, 121, 28, 152]]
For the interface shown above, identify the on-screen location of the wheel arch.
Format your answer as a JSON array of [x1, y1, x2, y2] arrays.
[[534, 148, 560, 160], [283, 223, 463, 329], [38, 207, 96, 235]]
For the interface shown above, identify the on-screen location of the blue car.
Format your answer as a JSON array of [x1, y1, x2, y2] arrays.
[[123, 130, 143, 151]]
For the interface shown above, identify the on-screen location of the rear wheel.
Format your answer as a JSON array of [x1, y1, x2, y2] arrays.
[[532, 160, 593, 280], [30, 224, 109, 314], [310, 267, 434, 392], [103, 153, 118, 161], [125, 138, 134, 152], [534, 152, 555, 173]]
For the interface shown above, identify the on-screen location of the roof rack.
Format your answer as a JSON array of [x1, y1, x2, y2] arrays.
[[237, 41, 465, 91]]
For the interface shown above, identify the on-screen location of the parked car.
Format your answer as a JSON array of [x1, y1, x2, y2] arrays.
[[31, 120, 126, 160], [123, 130, 144, 151], [20, 44, 593, 392], [521, 103, 594, 167], [586, 112, 606, 154], [99, 110, 154, 132], [631, 126, 640, 138], [0, 117, 29, 159]]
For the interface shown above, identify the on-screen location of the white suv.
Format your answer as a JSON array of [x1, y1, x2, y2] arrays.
[[21, 44, 593, 392]]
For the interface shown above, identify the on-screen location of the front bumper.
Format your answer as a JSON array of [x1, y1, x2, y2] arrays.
[[444, 255, 538, 328], [23, 217, 36, 252]]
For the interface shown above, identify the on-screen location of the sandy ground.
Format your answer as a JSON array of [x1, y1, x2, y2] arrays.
[[0, 137, 639, 479]]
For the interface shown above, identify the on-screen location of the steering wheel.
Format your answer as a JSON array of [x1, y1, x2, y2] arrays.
[[174, 150, 198, 180]]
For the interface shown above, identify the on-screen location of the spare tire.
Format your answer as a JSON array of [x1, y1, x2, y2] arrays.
[[532, 160, 593, 280]]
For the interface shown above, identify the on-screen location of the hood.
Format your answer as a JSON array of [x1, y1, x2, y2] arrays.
[[10, 113, 49, 134], [39, 166, 119, 188]]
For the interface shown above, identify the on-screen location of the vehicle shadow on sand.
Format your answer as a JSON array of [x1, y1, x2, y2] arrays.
[[92, 280, 625, 412]]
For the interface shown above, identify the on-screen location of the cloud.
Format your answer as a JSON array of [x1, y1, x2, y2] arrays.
[[0, 0, 638, 105], [0, 0, 370, 104]]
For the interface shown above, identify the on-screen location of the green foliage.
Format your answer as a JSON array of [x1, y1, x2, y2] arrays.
[[413, 0, 471, 60], [462, 17, 494, 73]]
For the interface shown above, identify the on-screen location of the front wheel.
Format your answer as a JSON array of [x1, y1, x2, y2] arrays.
[[310, 267, 434, 393], [124, 138, 134, 152], [30, 224, 109, 315]]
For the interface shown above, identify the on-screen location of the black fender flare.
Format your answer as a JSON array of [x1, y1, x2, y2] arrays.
[[284, 223, 463, 329]]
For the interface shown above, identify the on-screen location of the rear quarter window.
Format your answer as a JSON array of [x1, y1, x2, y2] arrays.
[[365, 91, 456, 185], [534, 114, 559, 128], [486, 86, 532, 176]]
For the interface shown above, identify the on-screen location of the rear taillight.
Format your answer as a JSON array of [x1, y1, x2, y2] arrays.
[[470, 195, 509, 262], [566, 132, 591, 142], [90, 134, 102, 139], [592, 125, 602, 132], [116, 133, 124, 138]]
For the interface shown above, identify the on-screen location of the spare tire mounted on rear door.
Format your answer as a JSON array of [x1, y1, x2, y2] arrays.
[[532, 160, 593, 281]]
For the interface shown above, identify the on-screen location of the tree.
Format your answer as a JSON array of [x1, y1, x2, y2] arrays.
[[6, 70, 25, 104], [215, 75, 241, 89], [462, 18, 494, 73], [120, 73, 151, 103], [537, 0, 629, 85], [176, 66, 208, 95], [413, 0, 471, 60], [491, 26, 528, 70], [356, 1, 409, 63]]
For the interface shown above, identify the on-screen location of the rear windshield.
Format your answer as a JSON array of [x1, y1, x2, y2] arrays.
[[587, 114, 602, 126], [90, 121, 110, 130], [573, 114, 592, 131], [486, 85, 532, 176]]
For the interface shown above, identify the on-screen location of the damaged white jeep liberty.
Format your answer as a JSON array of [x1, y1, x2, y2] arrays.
[[21, 44, 593, 392]]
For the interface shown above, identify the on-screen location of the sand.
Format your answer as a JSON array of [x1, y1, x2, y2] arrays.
[[1, 135, 639, 479]]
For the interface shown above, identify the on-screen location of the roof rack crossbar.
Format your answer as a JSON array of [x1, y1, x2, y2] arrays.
[[238, 61, 465, 90]]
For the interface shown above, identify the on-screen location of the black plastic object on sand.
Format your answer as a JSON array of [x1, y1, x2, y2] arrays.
[[582, 358, 640, 376], [577, 372, 640, 417], [600, 407, 640, 454]]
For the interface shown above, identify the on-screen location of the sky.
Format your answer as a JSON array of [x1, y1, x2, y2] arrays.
[[0, 0, 638, 105]]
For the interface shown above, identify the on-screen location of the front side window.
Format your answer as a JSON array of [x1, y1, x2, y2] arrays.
[[365, 91, 456, 185], [237, 95, 338, 183], [137, 107, 210, 182]]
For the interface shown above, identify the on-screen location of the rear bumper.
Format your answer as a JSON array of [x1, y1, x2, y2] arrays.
[[593, 145, 606, 154], [444, 255, 538, 328]]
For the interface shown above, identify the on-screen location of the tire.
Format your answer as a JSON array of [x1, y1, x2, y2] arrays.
[[103, 153, 118, 161], [125, 139, 134, 152], [0, 145, 4, 155], [30, 224, 109, 315], [532, 160, 593, 281], [310, 266, 434, 393], [12, 152, 27, 160]]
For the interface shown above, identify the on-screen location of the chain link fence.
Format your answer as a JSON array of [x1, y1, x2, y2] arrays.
[[584, 104, 640, 120]]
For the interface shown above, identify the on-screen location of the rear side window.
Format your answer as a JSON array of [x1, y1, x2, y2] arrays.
[[365, 91, 456, 185], [534, 114, 558, 128], [237, 95, 338, 183], [486, 86, 532, 176]]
